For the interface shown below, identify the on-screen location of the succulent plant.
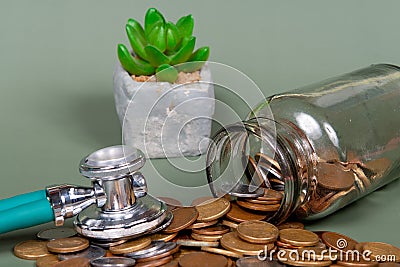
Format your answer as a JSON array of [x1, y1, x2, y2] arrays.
[[117, 8, 210, 83]]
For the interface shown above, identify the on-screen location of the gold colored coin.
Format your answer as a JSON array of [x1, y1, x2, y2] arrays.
[[191, 196, 215, 206], [221, 232, 274, 256], [236, 200, 280, 212], [176, 239, 219, 247], [237, 220, 279, 244], [179, 251, 228, 267], [276, 240, 303, 249], [14, 240, 50, 260], [163, 207, 199, 233], [201, 247, 243, 258], [279, 229, 319, 247], [109, 236, 151, 254], [277, 221, 304, 230], [221, 220, 239, 229], [321, 232, 358, 251], [243, 198, 281, 205], [363, 242, 400, 263], [192, 225, 230, 236], [225, 203, 266, 223], [162, 259, 179, 267], [135, 255, 173, 267], [297, 247, 337, 261], [53, 257, 90, 267], [191, 232, 222, 242], [255, 152, 281, 171], [336, 259, 379, 266], [36, 254, 60, 267], [196, 197, 231, 222], [46, 237, 89, 254], [186, 219, 219, 229], [283, 258, 332, 266], [378, 263, 400, 267], [149, 232, 178, 242]]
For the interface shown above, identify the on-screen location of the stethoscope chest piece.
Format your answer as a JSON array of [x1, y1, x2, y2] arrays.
[[74, 145, 170, 241]]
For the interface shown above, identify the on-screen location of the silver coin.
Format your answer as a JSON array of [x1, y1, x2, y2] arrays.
[[91, 238, 128, 248], [124, 241, 165, 257], [126, 242, 176, 259], [236, 257, 287, 267], [90, 257, 136, 267], [58, 245, 106, 261], [222, 183, 264, 198], [146, 211, 173, 234], [37, 227, 77, 240]]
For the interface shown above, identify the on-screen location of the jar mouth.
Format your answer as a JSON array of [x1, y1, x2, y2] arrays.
[[206, 117, 302, 224]]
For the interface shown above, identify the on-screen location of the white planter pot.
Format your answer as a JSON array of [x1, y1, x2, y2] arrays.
[[113, 63, 215, 158]]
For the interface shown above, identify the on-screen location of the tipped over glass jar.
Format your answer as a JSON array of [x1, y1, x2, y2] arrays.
[[206, 64, 400, 224]]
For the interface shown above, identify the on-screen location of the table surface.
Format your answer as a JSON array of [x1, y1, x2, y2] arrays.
[[1, 1, 400, 265]]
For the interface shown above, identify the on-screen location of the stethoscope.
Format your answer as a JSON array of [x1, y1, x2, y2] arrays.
[[0, 145, 171, 241]]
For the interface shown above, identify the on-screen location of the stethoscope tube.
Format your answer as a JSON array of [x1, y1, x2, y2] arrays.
[[0, 190, 54, 234]]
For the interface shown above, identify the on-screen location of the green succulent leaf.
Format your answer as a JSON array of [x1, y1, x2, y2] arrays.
[[169, 37, 196, 65], [156, 64, 178, 83], [176, 46, 210, 72], [126, 24, 148, 60], [117, 44, 155, 76], [176, 14, 194, 38], [127, 18, 146, 45], [147, 23, 167, 52], [166, 22, 181, 51], [144, 45, 170, 67], [145, 8, 165, 37]]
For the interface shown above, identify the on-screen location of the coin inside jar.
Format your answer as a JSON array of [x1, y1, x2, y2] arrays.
[[109, 237, 151, 254], [279, 229, 319, 247], [195, 197, 231, 222], [47, 237, 89, 254], [163, 207, 199, 233], [316, 162, 355, 190], [237, 220, 279, 244], [13, 240, 50, 260], [179, 251, 228, 267]]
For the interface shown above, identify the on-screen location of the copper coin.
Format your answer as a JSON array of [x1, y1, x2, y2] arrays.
[[244, 198, 281, 205], [336, 259, 379, 267], [196, 197, 231, 222], [255, 153, 281, 171], [221, 220, 239, 229], [296, 247, 336, 261], [277, 222, 304, 230], [162, 259, 179, 267], [149, 232, 178, 242], [14, 240, 50, 260], [135, 255, 173, 267], [137, 245, 180, 262], [191, 196, 215, 206], [316, 162, 355, 190], [236, 200, 280, 212], [321, 232, 358, 251], [225, 203, 266, 222], [176, 239, 219, 247], [276, 240, 303, 249], [163, 207, 199, 233], [363, 242, 400, 263], [236, 257, 287, 266], [247, 156, 269, 187], [179, 251, 228, 267], [279, 229, 319, 247], [284, 258, 332, 266], [237, 220, 279, 244], [186, 219, 219, 229], [47, 237, 89, 254], [158, 197, 182, 207], [379, 263, 400, 267], [53, 257, 90, 267], [221, 232, 274, 256], [109, 236, 151, 254], [201, 247, 243, 258], [192, 225, 230, 235], [36, 254, 60, 267], [191, 232, 222, 242]]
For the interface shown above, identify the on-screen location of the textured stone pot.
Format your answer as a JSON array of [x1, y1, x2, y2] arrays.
[[113, 63, 215, 158]]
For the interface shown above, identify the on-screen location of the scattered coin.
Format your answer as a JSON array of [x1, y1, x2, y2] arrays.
[[90, 256, 136, 267], [237, 220, 279, 244], [196, 197, 231, 222], [124, 241, 165, 257], [147, 211, 174, 234], [14, 240, 50, 260], [58, 245, 106, 261], [279, 229, 319, 247], [158, 197, 182, 207], [176, 239, 219, 247], [237, 257, 287, 266], [222, 183, 264, 198], [236, 199, 280, 212], [321, 232, 358, 251], [284, 258, 332, 266], [186, 219, 219, 229], [221, 232, 274, 256], [336, 259, 379, 266], [135, 255, 173, 267], [179, 251, 228, 267], [37, 227, 77, 240], [277, 222, 304, 230], [201, 247, 243, 258], [163, 207, 199, 233], [109, 237, 151, 254], [191, 232, 223, 242], [136, 244, 179, 263], [47, 237, 89, 254], [149, 232, 178, 242], [363, 242, 400, 263], [191, 196, 215, 206], [192, 225, 230, 235], [221, 220, 239, 229], [53, 257, 90, 267], [35, 254, 60, 267], [226, 203, 266, 223]]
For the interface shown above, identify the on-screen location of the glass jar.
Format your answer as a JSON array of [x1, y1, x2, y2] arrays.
[[206, 64, 400, 224]]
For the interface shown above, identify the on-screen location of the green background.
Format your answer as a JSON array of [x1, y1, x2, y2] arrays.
[[1, 0, 400, 265]]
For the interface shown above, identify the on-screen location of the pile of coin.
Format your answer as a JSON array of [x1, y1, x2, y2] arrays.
[[13, 195, 400, 267]]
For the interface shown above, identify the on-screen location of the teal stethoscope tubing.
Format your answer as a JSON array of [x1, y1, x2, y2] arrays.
[[0, 190, 54, 234]]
